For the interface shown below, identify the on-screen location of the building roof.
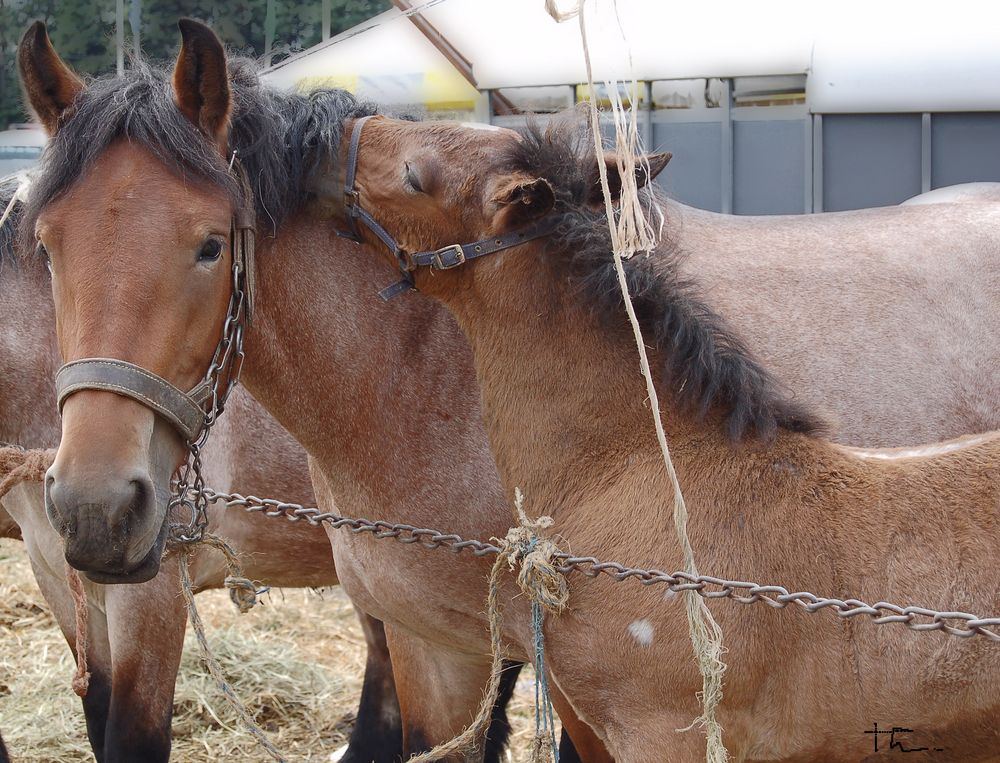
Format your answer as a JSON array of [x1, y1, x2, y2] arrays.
[[263, 0, 1000, 113]]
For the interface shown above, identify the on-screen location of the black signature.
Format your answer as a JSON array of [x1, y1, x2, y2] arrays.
[[863, 723, 945, 754]]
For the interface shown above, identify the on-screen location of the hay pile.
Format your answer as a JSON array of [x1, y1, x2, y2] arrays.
[[0, 539, 543, 762]]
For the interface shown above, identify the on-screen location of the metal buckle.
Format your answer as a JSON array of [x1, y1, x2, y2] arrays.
[[431, 244, 466, 270]]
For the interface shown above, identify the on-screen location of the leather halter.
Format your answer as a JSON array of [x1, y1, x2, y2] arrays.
[[340, 115, 564, 301], [53, 162, 257, 444]]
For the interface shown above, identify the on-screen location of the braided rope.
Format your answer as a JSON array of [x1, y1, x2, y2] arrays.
[[64, 563, 91, 698], [178, 542, 286, 763], [0, 447, 54, 502], [406, 492, 569, 763]]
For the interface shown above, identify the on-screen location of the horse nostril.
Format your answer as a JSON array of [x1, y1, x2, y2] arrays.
[[44, 470, 75, 535], [106, 475, 153, 528]]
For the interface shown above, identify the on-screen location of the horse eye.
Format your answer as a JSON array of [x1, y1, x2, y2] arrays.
[[37, 242, 52, 273], [404, 162, 424, 194], [198, 238, 223, 262]]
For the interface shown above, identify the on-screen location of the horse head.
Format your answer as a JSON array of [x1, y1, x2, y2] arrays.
[[20, 20, 242, 582]]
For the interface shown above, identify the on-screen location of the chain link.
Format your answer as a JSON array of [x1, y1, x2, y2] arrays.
[[168, 257, 248, 545], [199, 488, 1000, 642]]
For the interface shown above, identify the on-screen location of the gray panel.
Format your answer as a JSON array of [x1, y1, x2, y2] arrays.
[[652, 121, 722, 212], [931, 113, 1000, 188], [822, 115, 922, 211], [733, 119, 807, 215]]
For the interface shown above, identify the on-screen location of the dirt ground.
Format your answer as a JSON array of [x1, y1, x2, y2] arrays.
[[0, 538, 544, 762]]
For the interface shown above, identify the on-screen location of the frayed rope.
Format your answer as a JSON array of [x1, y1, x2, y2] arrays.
[[0, 447, 91, 698], [569, 1, 730, 759], [407, 488, 569, 763], [65, 563, 91, 698], [0, 446, 54, 503], [178, 535, 285, 762]]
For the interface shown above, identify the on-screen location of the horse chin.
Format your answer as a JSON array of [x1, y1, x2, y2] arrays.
[[79, 520, 169, 584]]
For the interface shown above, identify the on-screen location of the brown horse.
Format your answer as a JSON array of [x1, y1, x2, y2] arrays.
[[17, 19, 1000, 762], [9, 27, 533, 763], [337, 114, 1000, 759], [0, 181, 408, 762]]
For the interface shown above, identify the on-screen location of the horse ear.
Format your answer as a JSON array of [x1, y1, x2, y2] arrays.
[[17, 22, 84, 135], [588, 151, 671, 206], [172, 19, 231, 148], [492, 176, 555, 231]]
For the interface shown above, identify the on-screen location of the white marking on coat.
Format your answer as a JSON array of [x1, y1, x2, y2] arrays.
[[628, 619, 654, 646]]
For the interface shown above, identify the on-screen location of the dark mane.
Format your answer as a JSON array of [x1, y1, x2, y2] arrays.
[[509, 114, 823, 442], [20, 56, 378, 248]]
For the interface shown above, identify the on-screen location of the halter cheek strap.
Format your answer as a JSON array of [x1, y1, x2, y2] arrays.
[[53, 161, 257, 443], [339, 115, 564, 302]]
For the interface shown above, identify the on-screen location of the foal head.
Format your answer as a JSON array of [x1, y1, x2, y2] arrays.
[[345, 114, 823, 441], [339, 113, 669, 300], [19, 21, 241, 581]]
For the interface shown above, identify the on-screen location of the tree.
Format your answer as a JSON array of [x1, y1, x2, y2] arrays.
[[0, 0, 389, 130]]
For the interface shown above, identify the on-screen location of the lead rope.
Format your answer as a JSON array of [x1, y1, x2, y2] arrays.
[[549, 1, 729, 759], [0, 447, 91, 697], [0, 445, 275, 748], [406, 489, 568, 763], [178, 540, 286, 762], [64, 563, 91, 697]]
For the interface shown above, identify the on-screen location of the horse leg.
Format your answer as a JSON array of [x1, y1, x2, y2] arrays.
[[20, 526, 114, 761], [337, 606, 403, 763], [383, 624, 519, 762], [483, 659, 521, 763], [601, 715, 713, 763], [101, 555, 186, 763], [548, 680, 614, 763]]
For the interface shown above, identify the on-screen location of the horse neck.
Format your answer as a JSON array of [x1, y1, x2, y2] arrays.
[[0, 266, 61, 448], [241, 214, 503, 526], [436, 250, 806, 515]]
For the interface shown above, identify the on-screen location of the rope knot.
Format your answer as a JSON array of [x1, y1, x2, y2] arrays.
[[224, 574, 266, 614], [500, 506, 568, 615], [181, 532, 264, 615]]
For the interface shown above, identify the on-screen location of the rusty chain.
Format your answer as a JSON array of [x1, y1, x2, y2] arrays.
[[201, 488, 1000, 643], [167, 266, 247, 546]]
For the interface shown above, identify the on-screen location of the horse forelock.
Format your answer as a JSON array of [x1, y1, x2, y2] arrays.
[[17, 56, 380, 258], [504, 113, 825, 442]]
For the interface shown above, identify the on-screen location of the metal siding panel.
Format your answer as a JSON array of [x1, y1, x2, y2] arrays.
[[822, 114, 922, 211], [733, 119, 807, 215], [931, 113, 1000, 188], [652, 121, 723, 212]]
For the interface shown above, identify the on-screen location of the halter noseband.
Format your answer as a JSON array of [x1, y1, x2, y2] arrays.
[[340, 115, 564, 301]]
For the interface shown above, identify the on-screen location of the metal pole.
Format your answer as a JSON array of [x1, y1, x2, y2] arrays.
[[642, 80, 653, 150], [812, 114, 824, 212], [129, 0, 141, 59], [322, 0, 331, 40], [720, 78, 733, 214], [116, 0, 124, 75], [921, 113, 932, 193]]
